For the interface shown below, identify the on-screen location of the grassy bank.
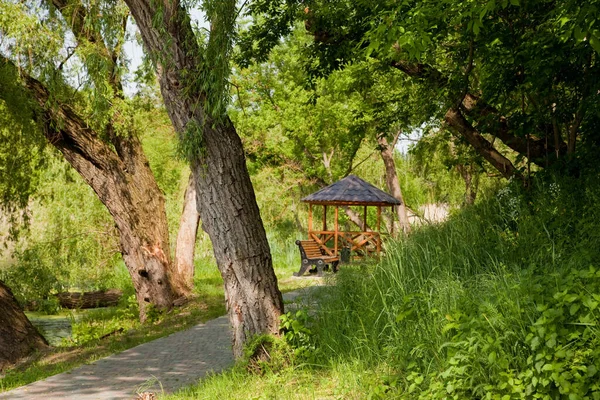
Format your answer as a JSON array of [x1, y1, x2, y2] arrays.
[[0, 241, 309, 392], [166, 172, 600, 399]]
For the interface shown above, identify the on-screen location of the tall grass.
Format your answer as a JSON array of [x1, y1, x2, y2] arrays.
[[309, 172, 600, 397]]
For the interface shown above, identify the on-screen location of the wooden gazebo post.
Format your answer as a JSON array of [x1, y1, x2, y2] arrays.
[[390, 206, 395, 236], [334, 206, 339, 255], [377, 206, 381, 255]]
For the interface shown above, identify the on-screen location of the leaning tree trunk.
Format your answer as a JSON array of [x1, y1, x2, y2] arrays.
[[13, 64, 181, 321], [378, 133, 411, 234], [191, 119, 283, 357], [0, 280, 48, 371], [124, 0, 284, 357], [174, 173, 200, 295]]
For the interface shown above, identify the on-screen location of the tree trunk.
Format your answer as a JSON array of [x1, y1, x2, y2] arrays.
[[378, 133, 411, 234], [174, 173, 200, 295], [0, 280, 48, 371], [455, 163, 479, 205], [124, 0, 284, 357], [56, 289, 123, 309], [191, 119, 284, 358], [8, 61, 180, 321]]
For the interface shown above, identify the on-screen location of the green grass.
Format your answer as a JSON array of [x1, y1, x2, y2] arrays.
[[0, 239, 318, 393], [162, 360, 395, 400], [160, 172, 600, 399]]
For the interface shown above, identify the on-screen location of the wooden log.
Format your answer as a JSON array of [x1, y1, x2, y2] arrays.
[[56, 289, 123, 309]]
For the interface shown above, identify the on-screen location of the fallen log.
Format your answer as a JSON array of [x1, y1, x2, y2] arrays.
[[56, 289, 123, 309]]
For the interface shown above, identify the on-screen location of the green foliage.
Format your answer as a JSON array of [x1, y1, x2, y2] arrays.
[[68, 294, 139, 345], [240, 334, 297, 376], [242, 0, 600, 176], [306, 170, 600, 398], [0, 154, 124, 309], [0, 68, 45, 235], [280, 310, 316, 361]]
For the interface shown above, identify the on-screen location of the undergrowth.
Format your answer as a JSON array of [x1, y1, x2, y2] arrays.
[[167, 171, 600, 399]]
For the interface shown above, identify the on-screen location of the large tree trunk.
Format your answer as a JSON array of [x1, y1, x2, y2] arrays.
[[2, 0, 196, 322], [0, 280, 48, 371], [6, 61, 180, 321], [174, 173, 200, 295], [378, 133, 411, 234], [125, 0, 284, 357], [191, 119, 283, 358]]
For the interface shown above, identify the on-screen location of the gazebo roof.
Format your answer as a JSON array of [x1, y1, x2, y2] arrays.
[[301, 175, 402, 206]]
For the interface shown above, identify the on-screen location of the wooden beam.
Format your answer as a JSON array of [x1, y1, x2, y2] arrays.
[[308, 204, 313, 232], [323, 205, 328, 231], [334, 206, 339, 255], [363, 205, 367, 232], [390, 206, 394, 236], [377, 206, 381, 257]]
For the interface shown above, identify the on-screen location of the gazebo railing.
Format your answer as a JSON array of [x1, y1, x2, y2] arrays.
[[308, 230, 382, 257]]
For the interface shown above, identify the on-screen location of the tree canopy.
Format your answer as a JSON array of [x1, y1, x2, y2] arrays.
[[239, 0, 600, 179]]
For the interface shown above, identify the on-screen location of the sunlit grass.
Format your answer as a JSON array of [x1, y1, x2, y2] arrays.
[[0, 238, 320, 393]]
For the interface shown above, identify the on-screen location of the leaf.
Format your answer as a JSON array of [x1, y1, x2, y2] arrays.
[[589, 34, 600, 54], [570, 303, 580, 315], [488, 351, 497, 363]]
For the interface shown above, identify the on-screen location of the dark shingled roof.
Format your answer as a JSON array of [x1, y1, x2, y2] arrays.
[[301, 175, 402, 206]]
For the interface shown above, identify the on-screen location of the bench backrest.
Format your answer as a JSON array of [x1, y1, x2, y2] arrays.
[[296, 240, 326, 259]]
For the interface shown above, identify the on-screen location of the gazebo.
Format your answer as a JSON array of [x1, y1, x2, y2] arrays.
[[301, 174, 401, 258]]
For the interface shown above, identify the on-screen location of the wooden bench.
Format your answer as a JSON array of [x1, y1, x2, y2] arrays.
[[294, 240, 340, 277]]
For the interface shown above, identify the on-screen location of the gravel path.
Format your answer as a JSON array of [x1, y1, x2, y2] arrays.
[[0, 288, 320, 400]]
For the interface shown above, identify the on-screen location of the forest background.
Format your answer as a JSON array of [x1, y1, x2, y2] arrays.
[[1, 0, 600, 397]]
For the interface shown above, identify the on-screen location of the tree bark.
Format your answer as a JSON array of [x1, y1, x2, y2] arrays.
[[56, 289, 123, 309], [174, 173, 200, 295], [0, 280, 48, 371], [191, 120, 283, 358], [378, 133, 411, 234], [3, 0, 197, 321], [124, 0, 284, 357], [4, 60, 179, 321]]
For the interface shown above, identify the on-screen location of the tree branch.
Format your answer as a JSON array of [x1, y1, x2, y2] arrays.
[[444, 106, 521, 180]]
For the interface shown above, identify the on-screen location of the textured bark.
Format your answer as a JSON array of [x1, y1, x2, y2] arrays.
[[11, 0, 188, 317], [124, 0, 283, 357], [5, 60, 178, 321], [174, 173, 200, 295], [0, 280, 48, 371], [56, 289, 123, 309], [378, 134, 411, 234], [191, 120, 283, 358]]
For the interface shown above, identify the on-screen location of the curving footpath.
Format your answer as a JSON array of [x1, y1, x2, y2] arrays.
[[0, 289, 315, 400]]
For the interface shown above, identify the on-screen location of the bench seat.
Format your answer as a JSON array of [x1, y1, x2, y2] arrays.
[[294, 240, 339, 277]]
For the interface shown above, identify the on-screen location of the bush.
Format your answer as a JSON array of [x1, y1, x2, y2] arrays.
[[309, 171, 600, 398]]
